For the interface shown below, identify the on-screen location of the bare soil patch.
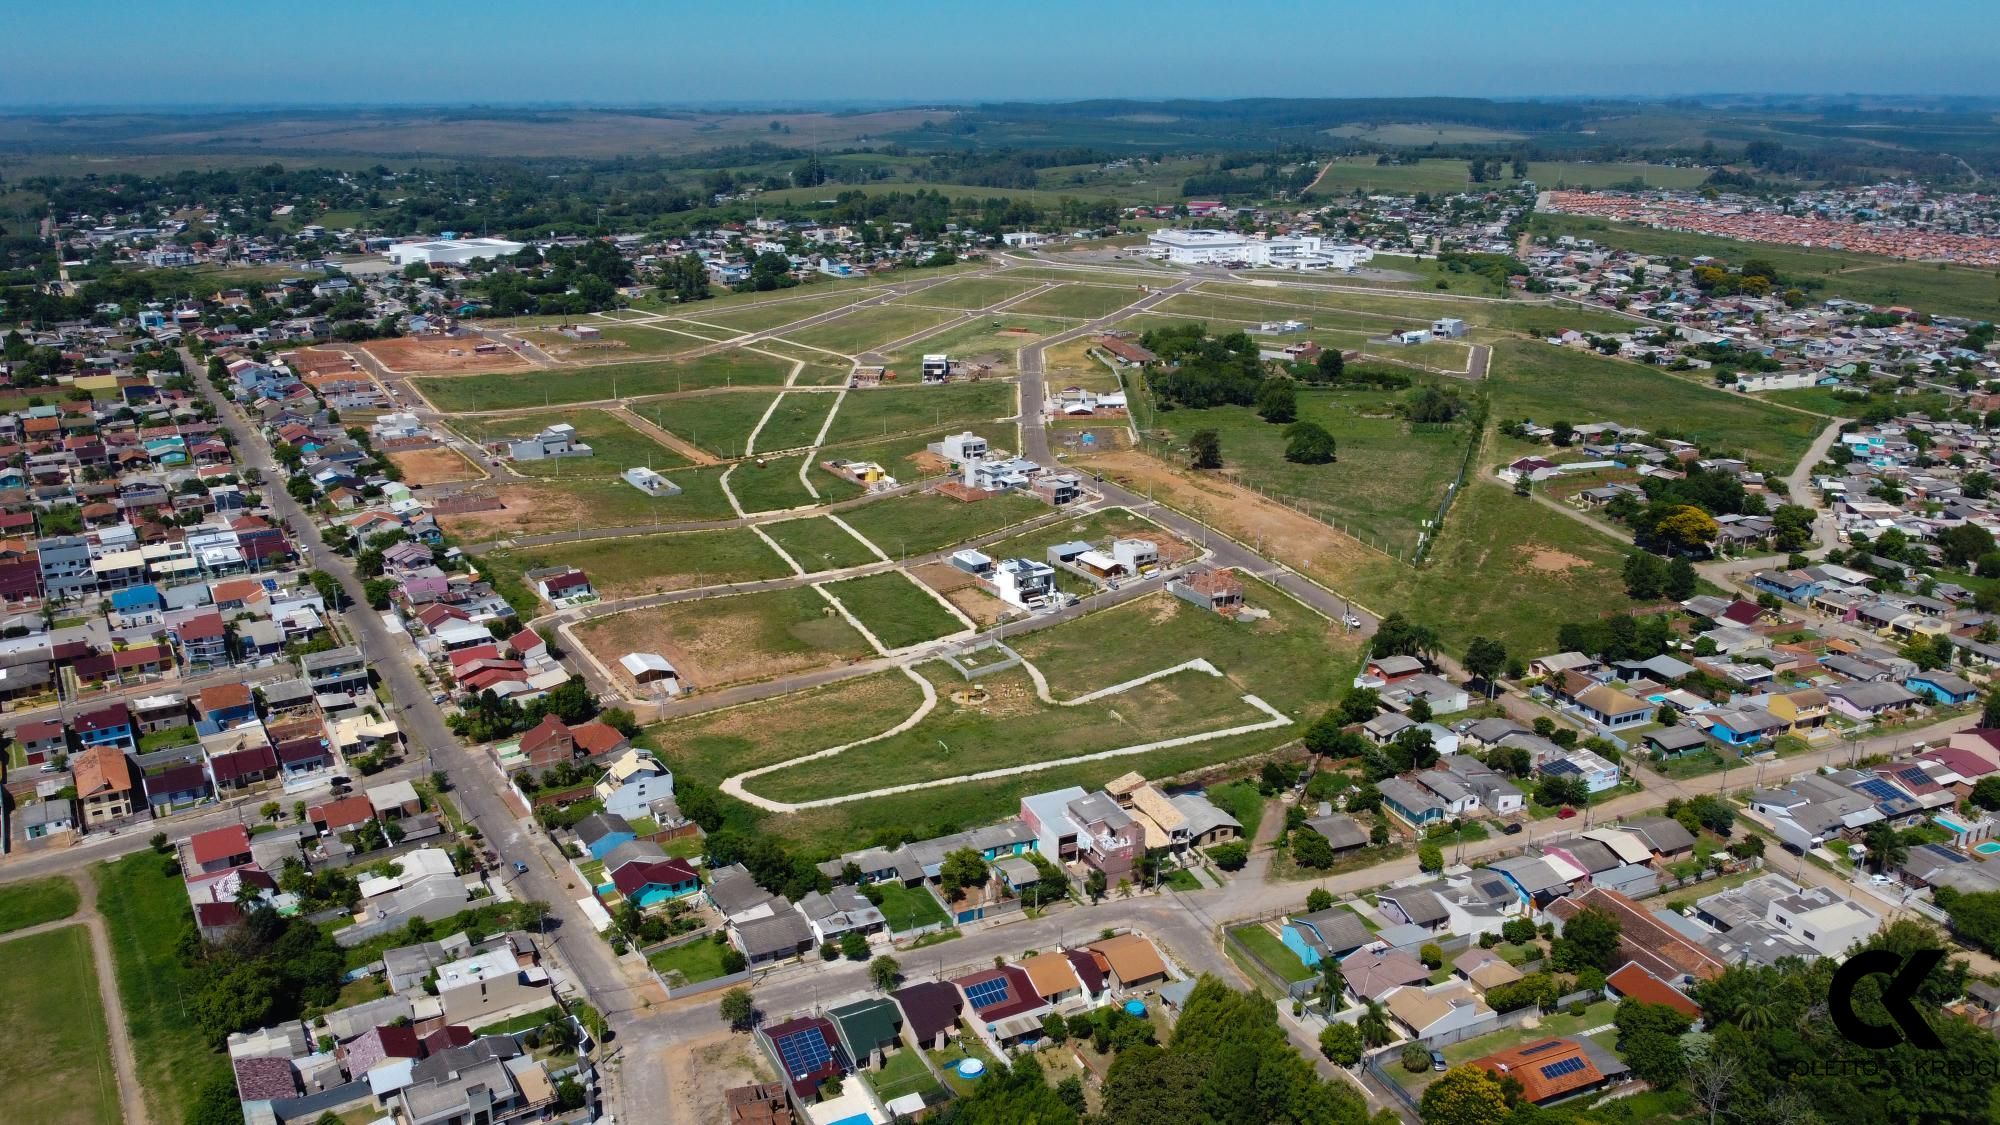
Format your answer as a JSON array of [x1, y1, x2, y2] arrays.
[[361, 336, 534, 374], [910, 562, 1012, 625], [1520, 546, 1590, 573], [664, 1032, 773, 1125], [285, 347, 361, 376], [387, 447, 484, 486], [907, 449, 950, 474]]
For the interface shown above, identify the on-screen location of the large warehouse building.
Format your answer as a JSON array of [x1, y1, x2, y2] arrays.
[[1147, 229, 1373, 271], [384, 236, 527, 267]]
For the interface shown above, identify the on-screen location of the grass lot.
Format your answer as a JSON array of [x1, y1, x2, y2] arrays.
[[1762, 386, 1870, 418], [893, 276, 1043, 310], [1140, 382, 1469, 558], [521, 322, 713, 358], [453, 408, 690, 476], [1204, 781, 1266, 841], [751, 392, 840, 453], [839, 491, 1048, 557], [0, 875, 81, 934], [1229, 923, 1315, 983], [880, 316, 1073, 376], [485, 526, 790, 600], [1005, 281, 1148, 320], [1194, 282, 1639, 337], [648, 936, 733, 986], [414, 351, 791, 412], [438, 467, 739, 542], [810, 423, 1015, 492], [727, 455, 839, 514], [96, 852, 233, 1125], [821, 382, 1018, 446], [869, 1043, 946, 1101], [1307, 157, 1708, 195], [577, 585, 873, 690], [0, 926, 119, 1125], [1529, 212, 2000, 320], [750, 339, 858, 386], [779, 303, 965, 355], [761, 516, 882, 572], [642, 391, 779, 459], [823, 571, 967, 648], [1483, 340, 1824, 468], [875, 880, 950, 932], [683, 291, 867, 333]]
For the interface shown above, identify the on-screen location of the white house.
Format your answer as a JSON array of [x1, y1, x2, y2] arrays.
[[1147, 229, 1373, 270], [993, 558, 1058, 609], [508, 423, 591, 462], [936, 432, 989, 464], [621, 467, 681, 496]]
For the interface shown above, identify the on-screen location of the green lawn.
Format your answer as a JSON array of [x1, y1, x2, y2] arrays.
[[875, 880, 950, 933], [138, 726, 198, 753], [413, 351, 791, 412], [577, 585, 873, 690], [485, 526, 790, 600], [779, 304, 964, 355], [879, 316, 1074, 376], [762, 516, 881, 572], [1005, 282, 1148, 320], [681, 291, 868, 333], [0, 925, 120, 1125], [0, 875, 81, 934], [452, 408, 691, 476], [838, 491, 1048, 558], [1762, 386, 1870, 418], [869, 1043, 946, 1101], [95, 852, 233, 1125], [643, 391, 780, 459], [648, 936, 733, 986], [820, 382, 1018, 446], [892, 276, 1043, 310], [931, 1028, 1004, 1097], [1204, 781, 1266, 842], [822, 571, 967, 648], [472, 1005, 564, 1037], [751, 392, 841, 454], [1229, 924, 1315, 983], [728, 455, 837, 514]]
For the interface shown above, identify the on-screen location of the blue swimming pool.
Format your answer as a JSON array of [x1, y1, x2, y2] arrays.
[[1976, 842, 2000, 857], [1936, 814, 1971, 835]]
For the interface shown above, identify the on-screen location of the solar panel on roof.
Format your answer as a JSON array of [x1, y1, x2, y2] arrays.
[[1540, 1056, 1588, 1080], [774, 1027, 832, 1077], [965, 977, 1012, 1009], [1518, 1040, 1567, 1057], [1854, 779, 1904, 802]]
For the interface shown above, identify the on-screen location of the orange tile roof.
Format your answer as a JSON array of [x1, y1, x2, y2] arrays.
[[1471, 1038, 1604, 1105], [73, 744, 135, 798], [1606, 963, 1701, 1020]]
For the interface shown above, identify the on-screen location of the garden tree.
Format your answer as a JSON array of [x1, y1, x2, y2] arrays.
[[1937, 889, 2000, 953], [1318, 1021, 1362, 1065], [1418, 1065, 1510, 1125], [1550, 420, 1575, 447], [1188, 428, 1222, 469], [718, 987, 756, 1031], [1400, 1041, 1433, 1072], [1533, 774, 1589, 809], [1418, 942, 1444, 969], [1771, 504, 1817, 552], [1614, 999, 1694, 1086], [1369, 612, 1438, 662], [1282, 419, 1338, 464], [1501, 917, 1538, 945], [1356, 999, 1392, 1046], [937, 1051, 1078, 1122], [1462, 636, 1506, 697], [1255, 377, 1297, 423], [1335, 686, 1382, 725], [1388, 726, 1438, 772], [1314, 348, 1345, 382], [1622, 551, 1668, 599], [1484, 972, 1559, 1014], [1303, 713, 1368, 762], [1941, 522, 1997, 569], [1863, 819, 1908, 874], [1651, 504, 1720, 554], [1290, 828, 1336, 870], [1972, 775, 2000, 811], [1085, 869, 1108, 901], [1306, 888, 1334, 913], [840, 931, 869, 960], [1369, 822, 1390, 846], [307, 569, 344, 608], [1041, 1011, 1069, 1043], [1418, 843, 1444, 872], [1982, 688, 2000, 729], [1552, 905, 1622, 972], [1206, 841, 1249, 871]]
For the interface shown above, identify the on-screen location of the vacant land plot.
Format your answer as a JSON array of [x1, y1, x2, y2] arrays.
[[683, 291, 868, 333], [0, 876, 81, 934], [1485, 340, 1822, 468], [455, 408, 690, 476], [821, 382, 1017, 446], [1043, 337, 1124, 393], [750, 339, 856, 386], [1143, 383, 1469, 557], [97, 851, 233, 1125], [908, 561, 1012, 625], [779, 304, 965, 355], [362, 335, 533, 374], [1194, 281, 1639, 337], [577, 585, 872, 690], [387, 446, 485, 485], [487, 527, 789, 600], [648, 936, 733, 986], [813, 423, 1015, 490], [0, 925, 118, 1125], [437, 468, 736, 541], [840, 490, 1048, 558], [731, 455, 865, 514], [879, 316, 1072, 378], [762, 516, 881, 572], [751, 392, 840, 454], [823, 571, 966, 648], [519, 322, 710, 360], [644, 391, 780, 459], [414, 352, 791, 412], [895, 276, 1043, 310], [1006, 282, 1146, 320], [1307, 156, 1708, 195]]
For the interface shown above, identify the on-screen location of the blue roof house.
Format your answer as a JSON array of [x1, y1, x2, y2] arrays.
[[1907, 670, 1979, 706]]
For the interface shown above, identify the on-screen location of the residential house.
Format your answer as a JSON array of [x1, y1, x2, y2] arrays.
[[1086, 934, 1169, 989], [188, 825, 254, 874], [1546, 886, 1725, 987], [1907, 670, 1979, 706], [1826, 680, 1921, 721], [892, 981, 964, 1050], [612, 858, 702, 909], [73, 744, 143, 827], [1381, 980, 1496, 1042], [1280, 908, 1373, 968], [1470, 1038, 1630, 1107], [1340, 949, 1430, 1002]]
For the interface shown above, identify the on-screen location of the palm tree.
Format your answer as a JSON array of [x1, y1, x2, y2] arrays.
[[1863, 821, 1907, 874], [1357, 1000, 1393, 1047]]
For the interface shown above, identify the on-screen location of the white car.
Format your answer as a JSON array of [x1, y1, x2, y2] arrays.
[[1343, 615, 1363, 628], [1870, 873, 1892, 886]]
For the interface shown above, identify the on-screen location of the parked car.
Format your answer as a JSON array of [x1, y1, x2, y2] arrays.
[[1556, 807, 1577, 819], [514, 860, 530, 875], [1343, 615, 1363, 628], [1503, 822, 1524, 835], [1430, 1050, 1448, 1072]]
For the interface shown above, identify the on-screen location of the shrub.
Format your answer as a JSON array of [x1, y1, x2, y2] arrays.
[[1401, 1042, 1433, 1073]]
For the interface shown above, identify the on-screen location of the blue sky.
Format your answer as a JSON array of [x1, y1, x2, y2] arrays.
[[2, 0, 1996, 107]]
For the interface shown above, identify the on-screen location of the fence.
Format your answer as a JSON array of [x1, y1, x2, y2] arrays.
[[1365, 1050, 1421, 1117]]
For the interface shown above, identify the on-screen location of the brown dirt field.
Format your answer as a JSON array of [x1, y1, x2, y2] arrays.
[[1521, 546, 1591, 573], [909, 562, 1012, 625], [1075, 450, 1381, 576], [361, 336, 535, 374], [518, 332, 640, 360], [576, 594, 868, 691], [387, 447, 485, 486], [908, 561, 975, 594], [1051, 425, 1131, 453], [664, 1032, 773, 1125], [907, 450, 950, 474], [432, 482, 622, 539], [285, 347, 360, 376]]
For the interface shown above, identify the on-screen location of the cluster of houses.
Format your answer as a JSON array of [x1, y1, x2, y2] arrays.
[[1749, 728, 2000, 858], [225, 924, 567, 1125], [928, 431, 1084, 505]]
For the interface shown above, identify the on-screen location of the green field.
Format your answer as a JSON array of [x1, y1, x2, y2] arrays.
[[875, 880, 950, 932], [1529, 212, 2000, 320], [982, 507, 1168, 562], [682, 291, 868, 333], [879, 316, 1073, 376], [893, 276, 1043, 310], [779, 303, 965, 355], [1484, 340, 1824, 468], [1003, 281, 1146, 320], [644, 391, 780, 458], [0, 875, 81, 934], [749, 339, 858, 385], [1229, 923, 1316, 983], [1762, 386, 1869, 418], [822, 571, 967, 648], [578, 585, 873, 690], [1192, 281, 1640, 337], [522, 322, 719, 357], [1306, 156, 1710, 195], [96, 852, 233, 1125], [729, 455, 858, 514], [440, 468, 739, 543], [0, 925, 119, 1125], [1143, 383, 1470, 557], [485, 526, 790, 600], [751, 391, 840, 453], [839, 490, 1048, 558], [414, 351, 792, 412], [453, 408, 690, 476], [820, 382, 1017, 446], [761, 516, 882, 572]]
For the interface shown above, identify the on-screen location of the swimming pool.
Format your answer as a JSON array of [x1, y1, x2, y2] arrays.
[[1935, 814, 1970, 835], [1977, 842, 2000, 857]]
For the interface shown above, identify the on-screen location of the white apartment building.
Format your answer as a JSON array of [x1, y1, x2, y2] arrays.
[[1147, 229, 1373, 271]]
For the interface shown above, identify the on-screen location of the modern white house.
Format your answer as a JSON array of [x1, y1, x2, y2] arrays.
[[508, 423, 590, 462], [935, 432, 989, 464], [922, 355, 951, 382], [993, 558, 1058, 609], [1147, 229, 1372, 270], [621, 466, 682, 496]]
